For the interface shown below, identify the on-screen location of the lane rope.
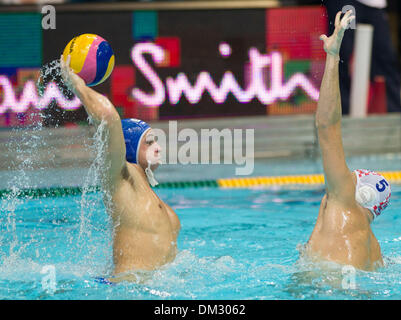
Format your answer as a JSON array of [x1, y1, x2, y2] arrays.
[[1, 171, 400, 198]]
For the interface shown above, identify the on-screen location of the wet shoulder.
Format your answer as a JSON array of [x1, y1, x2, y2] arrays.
[[322, 195, 371, 231]]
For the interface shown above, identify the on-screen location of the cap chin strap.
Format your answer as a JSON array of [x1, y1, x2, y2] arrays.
[[145, 160, 159, 187]]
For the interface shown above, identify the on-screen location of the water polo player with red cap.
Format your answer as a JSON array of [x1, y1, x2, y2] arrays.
[[305, 11, 391, 271], [60, 55, 180, 281]]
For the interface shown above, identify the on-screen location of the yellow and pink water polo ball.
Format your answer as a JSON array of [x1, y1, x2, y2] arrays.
[[62, 34, 115, 87]]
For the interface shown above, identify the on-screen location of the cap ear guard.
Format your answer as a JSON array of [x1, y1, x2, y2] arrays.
[[355, 185, 377, 207]]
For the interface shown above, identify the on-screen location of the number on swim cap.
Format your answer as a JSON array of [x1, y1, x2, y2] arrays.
[[376, 179, 389, 192]]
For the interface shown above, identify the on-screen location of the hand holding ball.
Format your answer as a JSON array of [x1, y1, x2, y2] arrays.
[[61, 34, 115, 87]]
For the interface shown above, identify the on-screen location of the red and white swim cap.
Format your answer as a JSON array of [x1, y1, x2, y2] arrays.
[[354, 169, 391, 219]]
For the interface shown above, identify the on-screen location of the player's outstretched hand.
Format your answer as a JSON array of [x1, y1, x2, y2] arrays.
[[320, 10, 355, 57]]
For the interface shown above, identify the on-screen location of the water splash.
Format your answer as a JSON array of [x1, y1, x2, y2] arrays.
[[1, 95, 48, 260], [78, 119, 106, 240], [37, 60, 61, 98], [1, 59, 74, 270], [74, 118, 113, 274]]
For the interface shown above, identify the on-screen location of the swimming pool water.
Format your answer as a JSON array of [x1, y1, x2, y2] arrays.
[[1, 184, 401, 300]]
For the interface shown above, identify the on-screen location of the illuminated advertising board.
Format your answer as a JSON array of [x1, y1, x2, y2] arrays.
[[0, 6, 327, 127]]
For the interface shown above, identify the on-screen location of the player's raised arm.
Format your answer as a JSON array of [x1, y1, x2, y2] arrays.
[[60, 55, 126, 187], [315, 11, 356, 202], [60, 55, 120, 125]]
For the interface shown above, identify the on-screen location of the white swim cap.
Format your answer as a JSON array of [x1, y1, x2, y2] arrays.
[[354, 169, 391, 219]]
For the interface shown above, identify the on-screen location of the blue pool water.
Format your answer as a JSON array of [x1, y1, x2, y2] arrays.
[[1, 176, 401, 300]]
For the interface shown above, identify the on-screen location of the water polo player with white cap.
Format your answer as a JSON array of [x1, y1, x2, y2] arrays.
[[305, 11, 391, 271], [60, 56, 180, 280]]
